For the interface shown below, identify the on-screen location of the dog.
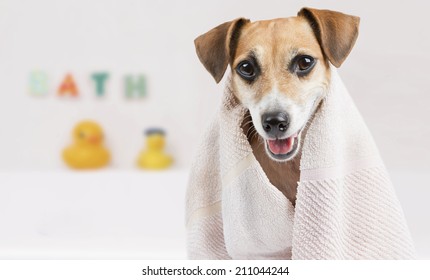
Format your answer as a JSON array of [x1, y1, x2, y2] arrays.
[[194, 7, 359, 206]]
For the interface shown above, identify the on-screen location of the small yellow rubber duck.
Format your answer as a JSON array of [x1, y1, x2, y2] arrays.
[[137, 128, 173, 170], [62, 120, 110, 169]]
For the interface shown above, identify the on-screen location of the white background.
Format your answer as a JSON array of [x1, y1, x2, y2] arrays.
[[0, 0, 429, 258]]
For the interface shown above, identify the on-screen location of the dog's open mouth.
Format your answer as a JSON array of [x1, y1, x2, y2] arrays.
[[265, 132, 300, 161]]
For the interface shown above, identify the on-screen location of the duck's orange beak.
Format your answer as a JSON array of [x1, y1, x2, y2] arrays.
[[87, 135, 101, 144]]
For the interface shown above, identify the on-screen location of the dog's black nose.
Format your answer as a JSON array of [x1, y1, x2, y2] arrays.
[[262, 112, 289, 137]]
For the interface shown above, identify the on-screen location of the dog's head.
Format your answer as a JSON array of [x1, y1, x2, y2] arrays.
[[195, 7, 359, 161]]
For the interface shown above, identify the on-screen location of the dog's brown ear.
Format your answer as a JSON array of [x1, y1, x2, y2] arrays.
[[298, 7, 360, 67], [194, 18, 250, 83]]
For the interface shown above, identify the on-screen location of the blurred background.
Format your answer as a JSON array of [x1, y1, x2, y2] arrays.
[[0, 0, 429, 259]]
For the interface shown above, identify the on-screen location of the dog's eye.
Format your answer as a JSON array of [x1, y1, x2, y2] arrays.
[[293, 55, 315, 76], [236, 61, 256, 80], [298, 56, 313, 70]]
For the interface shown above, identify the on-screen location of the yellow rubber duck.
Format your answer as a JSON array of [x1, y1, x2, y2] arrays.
[[62, 120, 110, 169], [137, 128, 173, 170]]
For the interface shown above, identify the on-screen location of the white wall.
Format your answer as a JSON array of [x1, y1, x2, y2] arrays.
[[0, 0, 429, 172], [0, 0, 429, 256]]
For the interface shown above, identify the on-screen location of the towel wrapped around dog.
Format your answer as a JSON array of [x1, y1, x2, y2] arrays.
[[185, 67, 415, 259]]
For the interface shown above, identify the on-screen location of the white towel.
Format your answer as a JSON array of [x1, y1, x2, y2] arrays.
[[185, 67, 415, 259]]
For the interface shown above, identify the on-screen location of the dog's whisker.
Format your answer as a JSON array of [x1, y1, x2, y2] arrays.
[[245, 124, 255, 134], [243, 120, 254, 126], [250, 131, 258, 141]]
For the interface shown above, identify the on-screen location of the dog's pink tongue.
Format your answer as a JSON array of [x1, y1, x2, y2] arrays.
[[267, 137, 294, 155]]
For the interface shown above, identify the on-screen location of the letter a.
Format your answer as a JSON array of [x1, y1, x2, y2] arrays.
[[58, 73, 79, 97]]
